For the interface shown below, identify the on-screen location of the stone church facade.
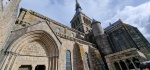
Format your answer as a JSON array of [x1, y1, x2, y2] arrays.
[[0, 0, 150, 70]]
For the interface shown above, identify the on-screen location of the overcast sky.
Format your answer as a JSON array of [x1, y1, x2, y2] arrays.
[[19, 0, 150, 42]]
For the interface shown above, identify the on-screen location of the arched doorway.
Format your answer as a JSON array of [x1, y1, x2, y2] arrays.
[[2, 31, 59, 70]]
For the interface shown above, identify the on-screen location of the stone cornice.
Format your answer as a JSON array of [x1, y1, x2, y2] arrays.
[[105, 48, 137, 58], [28, 10, 85, 36], [19, 8, 85, 35], [55, 32, 95, 46], [12, 19, 95, 47]]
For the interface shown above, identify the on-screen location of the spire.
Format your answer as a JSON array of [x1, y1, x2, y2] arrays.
[[75, 0, 82, 12]]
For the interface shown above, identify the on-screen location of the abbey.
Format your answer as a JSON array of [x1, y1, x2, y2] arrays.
[[0, 0, 150, 70]]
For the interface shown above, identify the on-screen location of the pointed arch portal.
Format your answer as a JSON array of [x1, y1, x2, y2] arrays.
[[1, 30, 60, 70]]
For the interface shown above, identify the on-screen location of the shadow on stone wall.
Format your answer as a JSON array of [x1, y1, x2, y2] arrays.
[[73, 43, 84, 70]]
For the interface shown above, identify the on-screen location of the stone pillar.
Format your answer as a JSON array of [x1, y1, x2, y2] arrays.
[[32, 64, 36, 70], [117, 61, 122, 70], [51, 57, 55, 70], [106, 60, 113, 70], [53, 57, 56, 70], [48, 57, 52, 70], [56, 56, 58, 70], [50, 57, 53, 70], [123, 60, 129, 70], [112, 62, 116, 70]]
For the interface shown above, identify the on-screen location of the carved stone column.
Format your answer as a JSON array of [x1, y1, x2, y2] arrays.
[[117, 61, 122, 70], [48, 57, 52, 70], [130, 59, 137, 69], [53, 56, 56, 70], [123, 60, 129, 70], [50, 57, 54, 70], [51, 56, 56, 70], [55, 56, 58, 70], [112, 62, 116, 70], [106, 57, 113, 70]]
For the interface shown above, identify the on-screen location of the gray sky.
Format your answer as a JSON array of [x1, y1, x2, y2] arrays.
[[19, 0, 150, 42]]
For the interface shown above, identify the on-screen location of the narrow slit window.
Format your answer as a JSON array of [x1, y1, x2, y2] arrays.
[[85, 53, 90, 68]]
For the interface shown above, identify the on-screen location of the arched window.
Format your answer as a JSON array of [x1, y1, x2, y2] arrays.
[[85, 53, 90, 68], [66, 50, 72, 70], [57, 28, 60, 33]]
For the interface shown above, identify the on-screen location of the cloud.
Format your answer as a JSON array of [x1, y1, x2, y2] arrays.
[[19, 0, 112, 27], [19, 0, 150, 42], [19, 0, 75, 27], [108, 1, 150, 42]]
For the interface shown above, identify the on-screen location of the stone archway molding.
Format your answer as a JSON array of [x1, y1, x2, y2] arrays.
[[1, 30, 61, 70]]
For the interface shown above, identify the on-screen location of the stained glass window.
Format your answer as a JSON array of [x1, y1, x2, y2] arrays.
[[66, 51, 72, 70]]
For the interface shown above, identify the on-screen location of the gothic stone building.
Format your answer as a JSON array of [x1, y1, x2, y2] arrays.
[[0, 0, 150, 70]]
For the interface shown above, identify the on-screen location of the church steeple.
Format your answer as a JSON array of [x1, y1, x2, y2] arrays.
[[71, 0, 92, 33], [75, 0, 82, 13]]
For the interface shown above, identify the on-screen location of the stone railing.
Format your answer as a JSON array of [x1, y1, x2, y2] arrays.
[[105, 48, 137, 58], [55, 32, 95, 46]]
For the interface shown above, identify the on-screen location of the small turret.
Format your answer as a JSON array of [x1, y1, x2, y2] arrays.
[[91, 19, 104, 36]]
